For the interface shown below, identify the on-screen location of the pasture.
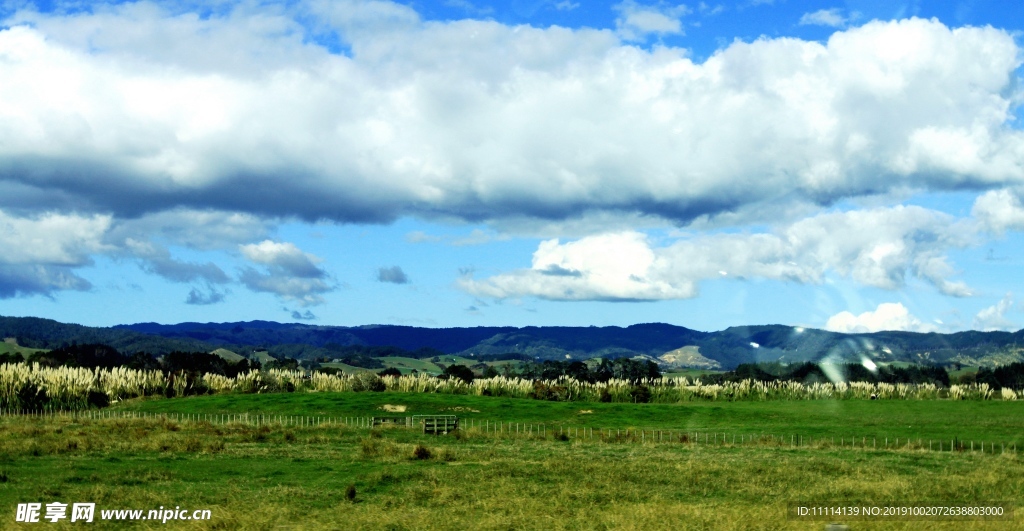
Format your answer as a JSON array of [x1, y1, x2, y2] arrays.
[[2, 393, 1022, 529]]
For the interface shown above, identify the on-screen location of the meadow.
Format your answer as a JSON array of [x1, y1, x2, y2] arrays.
[[2, 391, 1022, 530]]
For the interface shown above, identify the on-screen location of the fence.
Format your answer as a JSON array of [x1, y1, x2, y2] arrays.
[[0, 409, 1017, 456]]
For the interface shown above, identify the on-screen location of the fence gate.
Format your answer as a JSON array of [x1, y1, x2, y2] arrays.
[[413, 415, 459, 435]]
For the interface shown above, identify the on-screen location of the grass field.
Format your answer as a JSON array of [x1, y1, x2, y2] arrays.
[[109, 392, 1024, 445], [0, 339, 46, 358], [378, 357, 443, 374], [3, 393, 1022, 529], [334, 356, 526, 376], [320, 361, 375, 373], [662, 368, 726, 379], [210, 349, 245, 363]]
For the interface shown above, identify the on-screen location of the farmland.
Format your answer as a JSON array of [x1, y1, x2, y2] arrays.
[[2, 392, 1023, 529]]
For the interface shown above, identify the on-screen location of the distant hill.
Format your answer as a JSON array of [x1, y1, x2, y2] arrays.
[[108, 320, 1024, 369], [2, 316, 1021, 369], [0, 317, 213, 355]]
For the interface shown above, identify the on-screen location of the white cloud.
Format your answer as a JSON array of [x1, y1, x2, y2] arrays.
[[462, 205, 976, 301], [461, 231, 697, 300], [239, 240, 333, 305], [972, 188, 1024, 235], [1, 8, 1019, 230], [799, 8, 846, 27], [0, 210, 112, 265], [0, 209, 112, 297], [613, 1, 690, 41], [973, 293, 1015, 331], [824, 302, 936, 333], [240, 240, 325, 279], [2, 3, 1024, 309]]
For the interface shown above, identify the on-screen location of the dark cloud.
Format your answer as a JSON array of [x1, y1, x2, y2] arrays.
[[291, 309, 317, 320], [185, 287, 227, 305], [0, 264, 91, 299], [144, 258, 230, 284], [541, 265, 582, 277], [377, 266, 409, 284]]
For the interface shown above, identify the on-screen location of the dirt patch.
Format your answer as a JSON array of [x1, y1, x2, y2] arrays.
[[378, 404, 407, 413]]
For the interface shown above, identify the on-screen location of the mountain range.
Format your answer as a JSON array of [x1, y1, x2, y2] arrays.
[[2, 316, 1022, 369]]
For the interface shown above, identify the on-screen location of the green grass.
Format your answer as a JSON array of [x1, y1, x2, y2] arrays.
[[0, 338, 46, 358], [210, 348, 244, 362], [434, 355, 477, 366], [319, 362, 374, 373], [109, 392, 1024, 446], [663, 368, 726, 379], [0, 412, 1020, 529], [377, 357, 442, 374], [252, 351, 276, 363]]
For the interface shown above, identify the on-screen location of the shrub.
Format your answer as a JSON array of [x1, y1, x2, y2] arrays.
[[443, 364, 475, 384], [412, 444, 432, 460], [352, 373, 385, 392], [629, 385, 651, 404]]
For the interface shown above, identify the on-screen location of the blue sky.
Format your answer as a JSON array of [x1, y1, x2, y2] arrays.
[[0, 0, 1022, 333]]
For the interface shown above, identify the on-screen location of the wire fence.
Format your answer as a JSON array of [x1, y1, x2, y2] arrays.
[[1, 408, 1018, 456]]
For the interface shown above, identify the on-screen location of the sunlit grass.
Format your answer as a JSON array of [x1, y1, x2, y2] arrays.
[[1, 414, 1020, 530]]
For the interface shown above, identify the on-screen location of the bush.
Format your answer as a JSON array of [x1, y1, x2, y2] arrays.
[[443, 364, 475, 384], [629, 385, 651, 404], [412, 444, 432, 460], [352, 373, 386, 392]]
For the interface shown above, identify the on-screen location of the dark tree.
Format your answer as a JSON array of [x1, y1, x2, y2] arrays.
[[443, 364, 475, 384]]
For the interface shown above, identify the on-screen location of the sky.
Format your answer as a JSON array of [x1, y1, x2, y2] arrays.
[[0, 0, 1023, 333]]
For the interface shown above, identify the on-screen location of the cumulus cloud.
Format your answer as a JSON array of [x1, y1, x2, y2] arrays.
[[240, 240, 326, 279], [3, 2, 1024, 313], [613, 1, 690, 41], [238, 240, 332, 305], [824, 302, 936, 333], [972, 188, 1024, 235], [799, 8, 847, 27], [461, 205, 976, 301], [461, 231, 695, 300], [0, 209, 111, 298], [973, 293, 1015, 331], [0, 210, 112, 265], [0, 10, 1020, 228], [377, 265, 409, 284]]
